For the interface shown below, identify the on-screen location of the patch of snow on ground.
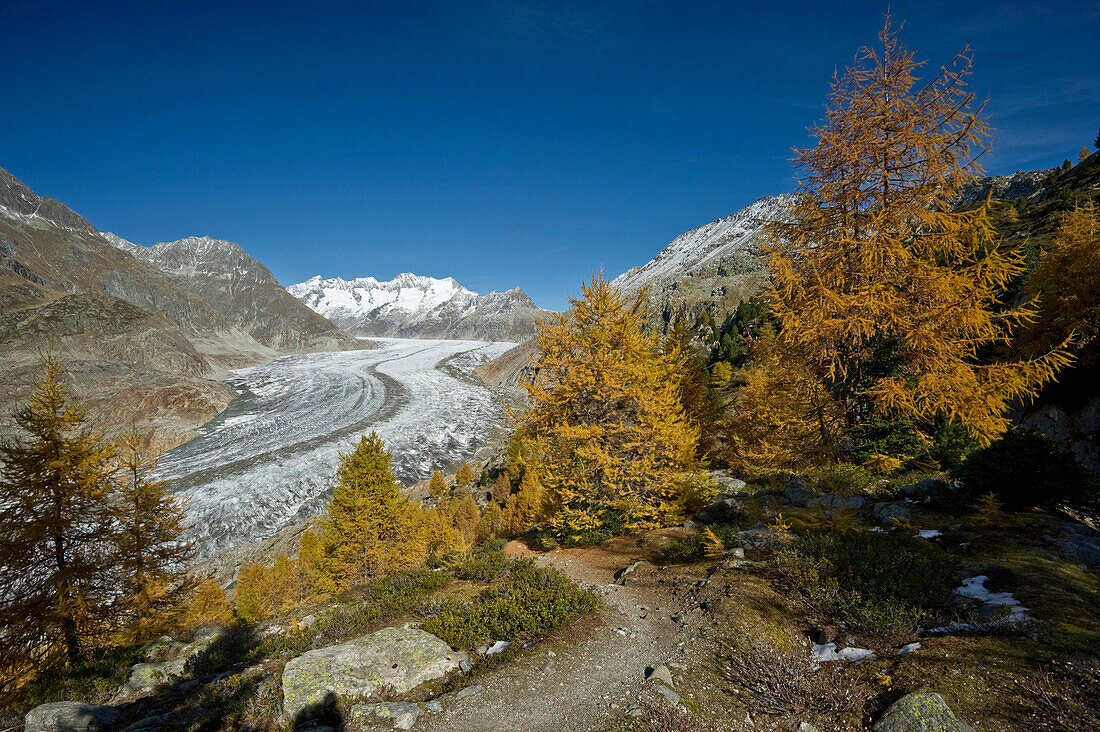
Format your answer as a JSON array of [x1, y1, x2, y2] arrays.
[[158, 338, 515, 558], [812, 643, 876, 665], [925, 575, 1031, 635], [917, 529, 942, 539], [486, 641, 511, 655], [898, 642, 921, 655]]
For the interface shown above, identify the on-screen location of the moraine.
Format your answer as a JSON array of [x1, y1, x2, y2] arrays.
[[157, 338, 515, 558]]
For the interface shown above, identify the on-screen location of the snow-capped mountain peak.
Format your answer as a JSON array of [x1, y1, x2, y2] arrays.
[[287, 273, 545, 341]]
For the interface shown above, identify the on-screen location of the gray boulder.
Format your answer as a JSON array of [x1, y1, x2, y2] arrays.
[[874, 502, 911, 525], [710, 473, 747, 493], [900, 478, 951, 500], [454, 684, 485, 700], [784, 477, 816, 507], [645, 665, 674, 687], [809, 494, 866, 510], [1057, 524, 1100, 566], [125, 659, 187, 691], [281, 626, 465, 721], [350, 701, 421, 730], [25, 702, 119, 732], [651, 682, 680, 706], [873, 692, 974, 731], [695, 495, 748, 524], [736, 524, 785, 551], [139, 635, 185, 662]]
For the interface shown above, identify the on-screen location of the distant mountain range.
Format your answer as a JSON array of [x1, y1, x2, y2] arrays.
[[288, 274, 545, 341]]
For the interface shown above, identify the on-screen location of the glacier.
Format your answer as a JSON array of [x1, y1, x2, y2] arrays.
[[157, 338, 516, 558]]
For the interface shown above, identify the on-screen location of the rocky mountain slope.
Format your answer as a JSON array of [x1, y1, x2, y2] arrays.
[[612, 195, 793, 331], [289, 273, 546, 340], [104, 234, 359, 353], [0, 167, 359, 452]]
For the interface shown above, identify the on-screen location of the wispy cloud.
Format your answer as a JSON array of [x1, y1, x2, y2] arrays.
[[464, 0, 640, 54]]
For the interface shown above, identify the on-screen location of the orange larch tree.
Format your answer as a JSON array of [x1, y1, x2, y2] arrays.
[[764, 17, 1070, 445]]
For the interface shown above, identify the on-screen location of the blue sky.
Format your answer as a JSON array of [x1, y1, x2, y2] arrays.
[[2, 1, 1096, 310]]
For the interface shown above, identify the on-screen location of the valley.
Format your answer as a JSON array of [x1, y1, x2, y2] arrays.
[[158, 338, 516, 558]]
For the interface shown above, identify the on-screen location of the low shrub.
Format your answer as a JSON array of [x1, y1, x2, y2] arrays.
[[452, 540, 509, 581], [1010, 656, 1100, 732], [421, 558, 598, 650], [250, 569, 448, 662], [812, 463, 873, 495], [957, 428, 1097, 510], [636, 700, 716, 732], [768, 531, 958, 639], [653, 526, 741, 564], [17, 643, 144, 709]]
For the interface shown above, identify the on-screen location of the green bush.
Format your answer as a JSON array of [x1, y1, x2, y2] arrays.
[[250, 569, 448, 662], [958, 428, 1097, 510], [812, 463, 872, 494], [452, 540, 509, 581], [17, 643, 143, 709], [653, 525, 741, 564], [769, 531, 958, 638], [421, 558, 598, 650]]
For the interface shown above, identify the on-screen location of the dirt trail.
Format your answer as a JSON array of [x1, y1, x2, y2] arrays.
[[420, 531, 716, 732]]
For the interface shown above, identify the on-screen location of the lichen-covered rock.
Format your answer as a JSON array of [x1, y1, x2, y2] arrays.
[[874, 502, 911, 526], [873, 693, 974, 731], [126, 659, 187, 691], [784, 477, 816, 507], [350, 701, 421, 730], [281, 626, 465, 721], [696, 495, 748, 524], [735, 523, 786, 550], [139, 635, 185, 662], [24, 702, 118, 732]]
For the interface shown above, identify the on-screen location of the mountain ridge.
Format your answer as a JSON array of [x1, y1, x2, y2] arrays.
[[289, 272, 546, 341]]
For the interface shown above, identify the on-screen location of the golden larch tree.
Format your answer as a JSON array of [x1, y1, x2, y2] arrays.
[[320, 432, 428, 588], [455, 462, 476, 490], [114, 428, 194, 642], [0, 358, 119, 683], [726, 324, 841, 476], [522, 274, 699, 542], [1030, 202, 1100, 360], [428, 470, 447, 500], [764, 17, 1069, 444]]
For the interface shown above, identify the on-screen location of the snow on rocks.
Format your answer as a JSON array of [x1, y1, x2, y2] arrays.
[[916, 529, 942, 539]]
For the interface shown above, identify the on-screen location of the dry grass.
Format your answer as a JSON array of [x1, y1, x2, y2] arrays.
[[717, 616, 874, 731], [1009, 657, 1100, 732], [633, 700, 715, 731]]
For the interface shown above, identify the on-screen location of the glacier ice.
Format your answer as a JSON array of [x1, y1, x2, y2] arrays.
[[157, 338, 515, 558]]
